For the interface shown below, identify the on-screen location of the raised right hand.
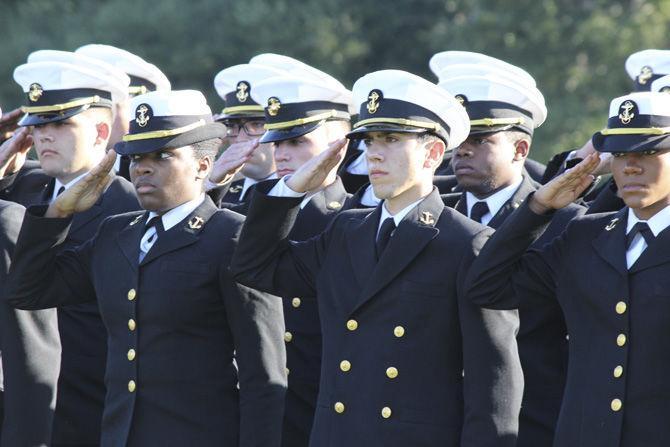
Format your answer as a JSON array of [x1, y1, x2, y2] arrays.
[[209, 139, 260, 184], [46, 149, 117, 218], [0, 127, 33, 178], [531, 153, 600, 214], [0, 108, 23, 141], [285, 138, 347, 193]]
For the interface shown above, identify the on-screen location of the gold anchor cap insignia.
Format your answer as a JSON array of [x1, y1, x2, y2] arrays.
[[267, 97, 281, 116], [618, 100, 636, 125], [28, 83, 43, 102], [638, 65, 653, 85], [419, 211, 435, 226], [229, 184, 243, 193], [605, 217, 619, 231], [236, 81, 250, 103], [455, 94, 467, 105], [367, 89, 382, 114], [135, 103, 152, 128], [188, 216, 205, 229]]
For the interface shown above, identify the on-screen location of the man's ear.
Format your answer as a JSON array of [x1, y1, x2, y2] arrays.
[[95, 121, 110, 147], [424, 138, 446, 169], [513, 137, 530, 162], [195, 154, 214, 180]]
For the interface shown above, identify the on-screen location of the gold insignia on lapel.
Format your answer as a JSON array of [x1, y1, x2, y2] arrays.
[[129, 215, 143, 226], [267, 97, 281, 116], [327, 200, 342, 210], [367, 89, 382, 114], [236, 81, 250, 103], [638, 65, 653, 85], [618, 100, 636, 125], [188, 216, 205, 229], [135, 103, 152, 128], [28, 83, 43, 102], [419, 211, 435, 226], [605, 217, 619, 231], [229, 184, 243, 193]]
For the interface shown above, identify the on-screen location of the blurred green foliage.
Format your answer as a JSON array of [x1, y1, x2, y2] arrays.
[[2, 0, 670, 161]]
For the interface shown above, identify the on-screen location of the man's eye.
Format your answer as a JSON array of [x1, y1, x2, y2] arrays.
[[474, 138, 487, 145], [158, 151, 172, 159], [642, 150, 659, 156], [129, 155, 141, 162], [611, 152, 625, 158]]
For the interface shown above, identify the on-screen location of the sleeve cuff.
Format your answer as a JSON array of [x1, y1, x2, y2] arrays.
[[268, 176, 306, 198]]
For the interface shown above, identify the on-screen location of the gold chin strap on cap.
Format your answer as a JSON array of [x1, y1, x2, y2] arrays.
[[469, 117, 525, 127], [264, 110, 348, 130], [222, 105, 264, 115], [599, 126, 670, 136], [122, 119, 207, 142], [353, 117, 442, 132], [21, 95, 101, 113]]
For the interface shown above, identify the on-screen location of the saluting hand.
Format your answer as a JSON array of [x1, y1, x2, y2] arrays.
[[46, 149, 117, 218], [0, 127, 33, 178], [0, 108, 23, 141], [531, 152, 600, 214], [285, 138, 348, 193], [209, 139, 260, 184]]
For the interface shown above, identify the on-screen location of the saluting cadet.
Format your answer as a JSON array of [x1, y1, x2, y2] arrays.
[[232, 70, 523, 446], [208, 62, 285, 206], [76, 43, 172, 179], [5, 89, 286, 446], [2, 52, 139, 446], [430, 50, 547, 183], [244, 63, 352, 447], [436, 53, 586, 446], [466, 91, 670, 447]]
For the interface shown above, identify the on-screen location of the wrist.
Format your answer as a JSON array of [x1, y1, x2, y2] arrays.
[[284, 175, 307, 194], [528, 195, 552, 215], [45, 203, 73, 219]]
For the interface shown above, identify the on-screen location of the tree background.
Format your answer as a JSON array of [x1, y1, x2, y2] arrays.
[[2, 0, 670, 161]]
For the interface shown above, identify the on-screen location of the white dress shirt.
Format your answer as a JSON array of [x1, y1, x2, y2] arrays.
[[465, 178, 523, 226], [268, 176, 321, 209], [625, 205, 670, 268], [51, 172, 89, 203], [377, 197, 425, 237]]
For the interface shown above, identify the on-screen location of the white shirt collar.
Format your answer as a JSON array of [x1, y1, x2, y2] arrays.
[[147, 193, 206, 232], [465, 177, 523, 225], [378, 196, 426, 234], [52, 171, 90, 203], [360, 184, 381, 207], [626, 204, 670, 237]]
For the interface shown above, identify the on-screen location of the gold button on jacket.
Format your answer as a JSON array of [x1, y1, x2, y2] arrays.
[[128, 380, 136, 392], [381, 407, 392, 418], [334, 402, 345, 413], [386, 367, 398, 379], [611, 398, 622, 412], [127, 289, 136, 301], [127, 349, 136, 361], [340, 360, 351, 372], [615, 301, 627, 314], [346, 319, 358, 331]]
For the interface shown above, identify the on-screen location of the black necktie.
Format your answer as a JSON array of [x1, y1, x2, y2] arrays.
[[376, 217, 396, 259], [470, 201, 490, 223], [144, 216, 165, 244], [626, 222, 655, 249]]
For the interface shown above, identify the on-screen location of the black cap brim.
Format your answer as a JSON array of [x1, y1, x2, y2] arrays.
[[114, 122, 226, 155], [19, 105, 90, 126], [259, 121, 323, 144], [592, 131, 670, 153]]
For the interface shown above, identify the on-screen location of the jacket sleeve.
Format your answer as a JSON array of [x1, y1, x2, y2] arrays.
[[0, 200, 61, 446], [457, 227, 524, 447], [6, 205, 97, 310], [464, 196, 567, 310], [231, 189, 334, 300]]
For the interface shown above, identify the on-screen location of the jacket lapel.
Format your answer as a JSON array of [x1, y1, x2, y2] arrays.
[[348, 190, 442, 315], [629, 219, 670, 273], [116, 212, 148, 271], [140, 197, 219, 266], [487, 176, 534, 229], [591, 208, 628, 275], [454, 192, 467, 216], [346, 205, 381, 294]]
